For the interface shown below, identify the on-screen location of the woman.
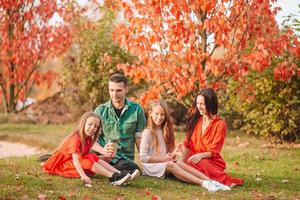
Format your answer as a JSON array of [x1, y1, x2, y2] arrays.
[[182, 88, 243, 187]]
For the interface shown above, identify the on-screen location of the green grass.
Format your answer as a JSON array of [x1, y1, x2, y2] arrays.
[[0, 123, 299, 199]]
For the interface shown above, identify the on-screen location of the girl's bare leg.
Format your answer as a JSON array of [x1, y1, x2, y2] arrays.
[[97, 159, 120, 173], [166, 161, 204, 185], [91, 162, 114, 178], [176, 160, 210, 180]]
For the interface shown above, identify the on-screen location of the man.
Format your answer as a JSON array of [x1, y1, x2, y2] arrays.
[[92, 73, 146, 180]]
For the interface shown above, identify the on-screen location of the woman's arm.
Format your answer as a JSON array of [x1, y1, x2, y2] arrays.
[[72, 154, 91, 184], [181, 146, 190, 163], [187, 151, 212, 164]]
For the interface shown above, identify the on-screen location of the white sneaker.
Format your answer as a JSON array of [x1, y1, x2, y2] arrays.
[[210, 180, 231, 191], [130, 169, 140, 181], [202, 180, 220, 192]]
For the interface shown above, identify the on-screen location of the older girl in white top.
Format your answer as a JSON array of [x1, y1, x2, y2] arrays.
[[139, 99, 231, 192]]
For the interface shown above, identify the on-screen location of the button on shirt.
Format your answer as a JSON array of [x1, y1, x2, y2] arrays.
[[95, 99, 146, 163]]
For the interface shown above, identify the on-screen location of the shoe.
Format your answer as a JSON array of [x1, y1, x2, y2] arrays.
[[119, 169, 140, 185], [210, 180, 231, 191], [202, 180, 220, 192], [37, 154, 52, 162], [129, 169, 140, 181], [109, 171, 131, 186]]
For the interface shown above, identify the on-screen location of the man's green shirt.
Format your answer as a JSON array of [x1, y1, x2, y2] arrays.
[[95, 99, 146, 163]]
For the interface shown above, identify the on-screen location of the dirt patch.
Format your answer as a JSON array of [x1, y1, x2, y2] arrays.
[[0, 141, 39, 158], [22, 92, 74, 124]]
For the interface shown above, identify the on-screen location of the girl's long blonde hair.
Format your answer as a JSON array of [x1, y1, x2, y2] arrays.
[[60, 112, 102, 153], [147, 99, 175, 153]]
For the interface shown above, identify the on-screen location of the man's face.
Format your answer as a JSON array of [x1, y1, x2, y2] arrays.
[[108, 81, 128, 105]]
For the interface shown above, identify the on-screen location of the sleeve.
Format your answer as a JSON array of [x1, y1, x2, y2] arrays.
[[65, 134, 82, 155], [135, 105, 146, 138], [207, 121, 226, 156], [139, 129, 152, 162]]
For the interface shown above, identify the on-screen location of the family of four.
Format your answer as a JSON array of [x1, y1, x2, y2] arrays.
[[42, 73, 243, 192]]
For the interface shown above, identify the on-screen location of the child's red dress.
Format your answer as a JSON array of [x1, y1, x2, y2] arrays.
[[43, 132, 99, 177]]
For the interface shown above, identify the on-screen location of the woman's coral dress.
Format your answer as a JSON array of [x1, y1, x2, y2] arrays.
[[183, 116, 243, 186], [43, 132, 99, 177]]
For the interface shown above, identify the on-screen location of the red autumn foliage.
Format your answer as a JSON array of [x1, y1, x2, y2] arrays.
[[107, 0, 299, 107], [0, 0, 75, 113]]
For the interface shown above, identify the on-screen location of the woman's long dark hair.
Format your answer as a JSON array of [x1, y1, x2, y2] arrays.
[[186, 88, 218, 142]]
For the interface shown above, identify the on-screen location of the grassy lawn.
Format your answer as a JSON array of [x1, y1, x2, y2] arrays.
[[0, 123, 299, 200]]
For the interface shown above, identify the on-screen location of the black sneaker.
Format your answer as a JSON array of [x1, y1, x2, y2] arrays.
[[109, 171, 131, 186], [37, 154, 52, 162]]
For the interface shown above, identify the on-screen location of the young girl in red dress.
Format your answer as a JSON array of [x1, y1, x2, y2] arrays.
[[42, 112, 130, 186], [183, 88, 243, 187]]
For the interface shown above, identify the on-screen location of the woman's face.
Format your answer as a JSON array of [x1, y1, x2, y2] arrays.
[[196, 95, 207, 115], [84, 117, 100, 137]]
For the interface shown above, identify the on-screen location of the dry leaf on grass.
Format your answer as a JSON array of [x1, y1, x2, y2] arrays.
[[38, 194, 46, 200]]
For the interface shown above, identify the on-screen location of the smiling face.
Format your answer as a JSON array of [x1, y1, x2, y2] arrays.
[[84, 117, 100, 137], [196, 95, 207, 116], [150, 105, 166, 127], [108, 81, 128, 107]]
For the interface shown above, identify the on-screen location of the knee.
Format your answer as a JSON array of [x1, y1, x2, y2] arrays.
[[166, 161, 176, 170], [177, 160, 184, 165]]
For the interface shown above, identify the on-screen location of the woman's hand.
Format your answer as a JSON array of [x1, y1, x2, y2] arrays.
[[81, 175, 92, 184], [187, 153, 203, 164]]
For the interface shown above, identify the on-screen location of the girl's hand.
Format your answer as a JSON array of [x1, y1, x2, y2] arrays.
[[164, 153, 175, 161], [172, 144, 183, 156], [105, 143, 116, 157], [187, 153, 203, 164], [81, 175, 92, 184]]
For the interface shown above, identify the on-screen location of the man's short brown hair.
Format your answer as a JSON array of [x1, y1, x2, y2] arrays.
[[109, 73, 128, 86]]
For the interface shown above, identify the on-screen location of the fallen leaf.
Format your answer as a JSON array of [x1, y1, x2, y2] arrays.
[[83, 195, 90, 200], [252, 189, 263, 200], [21, 195, 29, 200], [38, 194, 46, 200], [233, 162, 239, 170], [152, 195, 162, 200], [59, 196, 66, 200], [15, 174, 20, 180], [114, 196, 125, 200], [145, 188, 151, 196], [255, 177, 262, 181], [235, 136, 241, 145], [238, 142, 250, 148]]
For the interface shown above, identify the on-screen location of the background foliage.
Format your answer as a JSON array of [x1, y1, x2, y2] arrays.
[[61, 8, 135, 115], [220, 14, 300, 142]]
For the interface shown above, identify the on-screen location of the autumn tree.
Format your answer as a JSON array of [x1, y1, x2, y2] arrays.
[[0, 0, 74, 113], [107, 0, 300, 107]]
